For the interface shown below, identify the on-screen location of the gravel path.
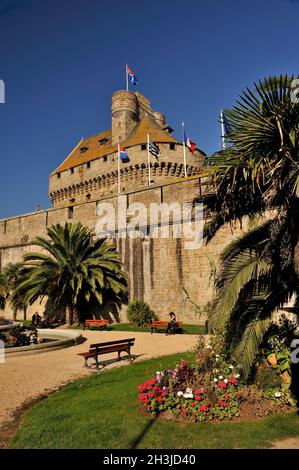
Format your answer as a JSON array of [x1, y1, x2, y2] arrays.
[[0, 330, 198, 430]]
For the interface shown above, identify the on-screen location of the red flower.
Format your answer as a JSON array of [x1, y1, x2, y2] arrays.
[[195, 395, 202, 401], [161, 391, 168, 397], [218, 400, 228, 407], [182, 408, 188, 414], [157, 396, 164, 403], [224, 393, 230, 400], [190, 402, 196, 407], [199, 405, 209, 412], [228, 377, 238, 385], [218, 381, 227, 389]]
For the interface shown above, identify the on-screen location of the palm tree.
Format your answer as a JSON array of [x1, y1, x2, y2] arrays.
[[0, 272, 6, 310], [203, 75, 299, 378], [3, 262, 26, 320], [13, 222, 128, 325]]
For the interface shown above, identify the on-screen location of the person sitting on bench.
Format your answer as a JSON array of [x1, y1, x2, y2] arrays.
[[166, 312, 177, 335]]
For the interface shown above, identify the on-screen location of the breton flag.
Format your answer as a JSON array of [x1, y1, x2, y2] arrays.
[[119, 146, 130, 163], [183, 129, 196, 153], [148, 141, 160, 158], [127, 65, 138, 85], [221, 110, 231, 135]]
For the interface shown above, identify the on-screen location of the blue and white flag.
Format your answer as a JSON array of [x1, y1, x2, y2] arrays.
[[148, 141, 160, 158]]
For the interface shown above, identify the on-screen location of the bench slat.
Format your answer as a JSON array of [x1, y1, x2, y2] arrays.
[[90, 338, 135, 348]]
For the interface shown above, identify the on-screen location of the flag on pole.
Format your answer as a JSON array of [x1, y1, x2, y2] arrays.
[[127, 65, 139, 85], [183, 129, 197, 153], [148, 141, 160, 158], [119, 146, 130, 163]]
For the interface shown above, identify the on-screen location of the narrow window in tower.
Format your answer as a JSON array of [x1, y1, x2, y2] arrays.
[[86, 162, 91, 169], [170, 143, 176, 150], [57, 172, 61, 178], [70, 168, 74, 174], [141, 144, 146, 150], [68, 207, 74, 219], [103, 156, 107, 162]]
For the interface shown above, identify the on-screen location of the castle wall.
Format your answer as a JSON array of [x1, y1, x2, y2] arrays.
[[0, 177, 243, 323]]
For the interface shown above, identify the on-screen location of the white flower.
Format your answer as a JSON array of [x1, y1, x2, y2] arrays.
[[234, 374, 240, 379], [229, 365, 234, 370], [274, 391, 282, 398], [218, 375, 223, 380], [207, 345, 213, 349], [177, 391, 184, 397], [183, 393, 194, 399], [185, 387, 193, 394], [213, 378, 218, 383], [215, 354, 220, 358], [224, 379, 228, 383]]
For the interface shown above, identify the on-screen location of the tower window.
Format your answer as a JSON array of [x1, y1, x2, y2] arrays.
[[86, 162, 91, 169], [103, 156, 107, 162], [80, 146, 88, 154], [170, 143, 176, 150], [68, 207, 74, 219], [70, 168, 74, 174], [57, 172, 61, 178], [141, 144, 146, 150]]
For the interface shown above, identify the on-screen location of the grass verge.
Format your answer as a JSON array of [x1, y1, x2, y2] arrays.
[[11, 352, 299, 449]]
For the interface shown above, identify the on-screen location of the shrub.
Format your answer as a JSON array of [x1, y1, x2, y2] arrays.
[[255, 360, 282, 391], [127, 300, 156, 327]]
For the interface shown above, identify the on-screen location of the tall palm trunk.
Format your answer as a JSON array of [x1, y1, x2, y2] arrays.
[[73, 305, 79, 325], [23, 306, 27, 321], [13, 308, 17, 321], [65, 304, 73, 326]]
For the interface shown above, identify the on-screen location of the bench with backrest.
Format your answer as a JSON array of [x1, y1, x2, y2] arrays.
[[83, 319, 109, 330], [149, 320, 183, 334], [77, 338, 135, 369]]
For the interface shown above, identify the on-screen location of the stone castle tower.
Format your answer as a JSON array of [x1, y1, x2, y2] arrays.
[[0, 90, 242, 323], [49, 90, 205, 208]]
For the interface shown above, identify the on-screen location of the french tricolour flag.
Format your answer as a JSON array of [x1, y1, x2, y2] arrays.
[[184, 130, 196, 153], [127, 65, 138, 85]]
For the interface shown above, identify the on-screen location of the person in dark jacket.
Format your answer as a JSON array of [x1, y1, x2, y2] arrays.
[[166, 312, 177, 335]]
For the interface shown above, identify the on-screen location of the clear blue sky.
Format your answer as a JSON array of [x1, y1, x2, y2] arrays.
[[0, 0, 298, 218]]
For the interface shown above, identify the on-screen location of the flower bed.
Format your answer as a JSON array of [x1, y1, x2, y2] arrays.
[[137, 336, 297, 423]]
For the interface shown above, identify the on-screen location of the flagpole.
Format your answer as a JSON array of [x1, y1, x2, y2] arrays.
[[182, 121, 187, 178], [117, 143, 121, 194], [221, 109, 226, 150], [147, 133, 151, 186], [126, 64, 129, 91]]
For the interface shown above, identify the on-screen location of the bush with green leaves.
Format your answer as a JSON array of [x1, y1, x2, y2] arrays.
[[126, 300, 156, 327]]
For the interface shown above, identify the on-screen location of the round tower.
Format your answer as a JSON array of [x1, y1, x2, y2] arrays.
[[111, 90, 139, 145]]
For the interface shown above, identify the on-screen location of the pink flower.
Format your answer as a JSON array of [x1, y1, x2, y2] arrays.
[[182, 408, 188, 414], [190, 402, 196, 407], [195, 395, 202, 401], [161, 391, 168, 397], [199, 405, 209, 412]]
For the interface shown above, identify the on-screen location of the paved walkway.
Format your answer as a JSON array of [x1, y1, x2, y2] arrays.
[[0, 330, 198, 430]]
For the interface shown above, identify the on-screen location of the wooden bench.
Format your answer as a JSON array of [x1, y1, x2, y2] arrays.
[[83, 319, 109, 330], [77, 338, 135, 369], [149, 320, 183, 334]]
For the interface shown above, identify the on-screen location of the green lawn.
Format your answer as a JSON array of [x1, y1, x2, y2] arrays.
[[87, 323, 207, 335], [11, 352, 299, 449]]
